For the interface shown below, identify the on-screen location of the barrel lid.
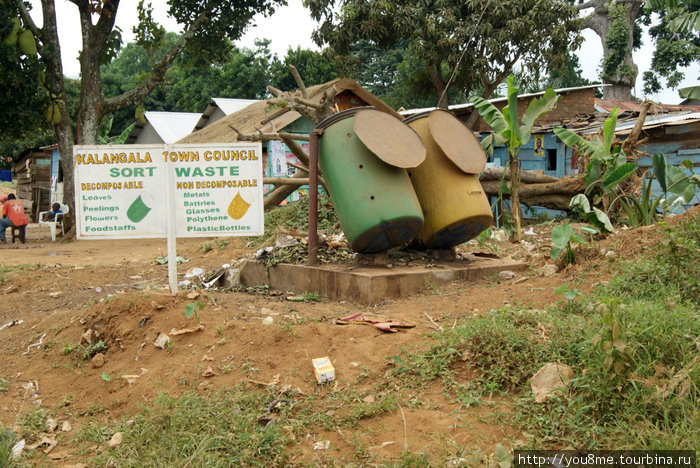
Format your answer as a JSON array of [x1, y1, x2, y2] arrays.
[[353, 109, 426, 168], [428, 109, 486, 174]]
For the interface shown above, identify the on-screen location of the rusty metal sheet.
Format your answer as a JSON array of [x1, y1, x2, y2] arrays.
[[428, 109, 486, 174], [353, 109, 426, 168]]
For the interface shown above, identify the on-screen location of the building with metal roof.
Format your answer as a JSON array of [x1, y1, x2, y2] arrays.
[[126, 111, 201, 144]]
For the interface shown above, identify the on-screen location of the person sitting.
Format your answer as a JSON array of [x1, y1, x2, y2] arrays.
[[0, 194, 29, 243], [44, 202, 63, 221]]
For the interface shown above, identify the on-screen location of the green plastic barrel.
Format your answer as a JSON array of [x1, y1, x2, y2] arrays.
[[317, 108, 426, 253], [405, 110, 493, 248]]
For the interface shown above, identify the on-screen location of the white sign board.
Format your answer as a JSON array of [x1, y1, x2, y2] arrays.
[[74, 143, 264, 239]]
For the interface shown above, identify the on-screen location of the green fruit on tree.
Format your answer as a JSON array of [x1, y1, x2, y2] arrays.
[[45, 105, 53, 123], [135, 108, 146, 126], [52, 105, 61, 125], [3, 18, 21, 46], [18, 29, 37, 56]]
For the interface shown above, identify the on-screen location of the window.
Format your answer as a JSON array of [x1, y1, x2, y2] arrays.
[[546, 149, 557, 171]]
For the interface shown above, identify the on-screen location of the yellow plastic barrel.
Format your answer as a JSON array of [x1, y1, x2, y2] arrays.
[[405, 109, 493, 248], [317, 107, 426, 253]]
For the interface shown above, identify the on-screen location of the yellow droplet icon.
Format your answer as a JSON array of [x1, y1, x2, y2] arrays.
[[227, 192, 251, 220]]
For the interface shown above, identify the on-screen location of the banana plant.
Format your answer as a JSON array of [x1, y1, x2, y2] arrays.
[[612, 154, 700, 226], [554, 107, 637, 214], [644, 0, 700, 33], [470, 76, 560, 242]]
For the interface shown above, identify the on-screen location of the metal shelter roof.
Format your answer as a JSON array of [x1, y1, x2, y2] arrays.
[[127, 111, 201, 144]]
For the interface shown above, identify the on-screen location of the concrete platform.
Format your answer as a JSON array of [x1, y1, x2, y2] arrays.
[[239, 257, 528, 304]]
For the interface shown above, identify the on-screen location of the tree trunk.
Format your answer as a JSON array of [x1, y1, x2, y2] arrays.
[[480, 176, 586, 211], [426, 64, 449, 109], [509, 158, 522, 242], [27, 0, 76, 231], [480, 167, 560, 184], [578, 0, 641, 101]]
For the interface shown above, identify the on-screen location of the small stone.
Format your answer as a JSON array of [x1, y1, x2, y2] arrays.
[[202, 366, 215, 378], [46, 418, 58, 433], [108, 432, 124, 448], [498, 270, 516, 280], [362, 395, 375, 404], [350, 362, 359, 368], [153, 333, 171, 349], [543, 264, 558, 276], [187, 291, 200, 299], [605, 250, 615, 258], [61, 421, 72, 432], [81, 329, 94, 345], [513, 277, 528, 284], [91, 353, 106, 369], [262, 316, 274, 325], [530, 363, 574, 403]]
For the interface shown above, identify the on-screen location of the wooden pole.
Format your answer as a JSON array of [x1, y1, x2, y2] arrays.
[[308, 130, 321, 265]]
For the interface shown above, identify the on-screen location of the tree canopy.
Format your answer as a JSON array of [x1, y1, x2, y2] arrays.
[[0, 2, 47, 141], [642, 0, 700, 95], [12, 0, 284, 225], [575, 0, 699, 100], [308, 0, 581, 112]]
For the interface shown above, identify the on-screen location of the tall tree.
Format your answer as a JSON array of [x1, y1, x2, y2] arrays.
[[0, 3, 47, 141], [308, 0, 580, 120], [576, 0, 644, 100], [15, 0, 283, 227], [340, 40, 455, 109], [269, 46, 338, 91], [642, 0, 700, 96]]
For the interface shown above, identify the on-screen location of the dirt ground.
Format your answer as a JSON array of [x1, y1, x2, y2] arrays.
[[0, 217, 670, 465]]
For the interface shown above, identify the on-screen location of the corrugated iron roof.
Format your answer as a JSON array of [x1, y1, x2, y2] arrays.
[[400, 84, 607, 116], [594, 98, 700, 114], [127, 111, 201, 144]]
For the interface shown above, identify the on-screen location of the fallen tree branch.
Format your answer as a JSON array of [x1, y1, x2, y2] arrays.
[[290, 65, 308, 99], [480, 176, 585, 211], [264, 177, 310, 185], [278, 132, 311, 165], [480, 167, 560, 183], [264, 172, 309, 210]]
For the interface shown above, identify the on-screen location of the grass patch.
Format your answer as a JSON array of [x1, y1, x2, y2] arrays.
[[384, 214, 700, 449], [0, 426, 20, 467], [606, 216, 700, 305], [85, 389, 292, 466]]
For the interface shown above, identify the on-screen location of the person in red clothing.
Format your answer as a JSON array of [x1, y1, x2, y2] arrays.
[[1, 193, 29, 243]]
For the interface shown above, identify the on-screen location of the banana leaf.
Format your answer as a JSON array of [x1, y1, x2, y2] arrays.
[[505, 76, 522, 151], [652, 153, 667, 192], [520, 88, 560, 146], [601, 162, 637, 191], [470, 96, 509, 137]]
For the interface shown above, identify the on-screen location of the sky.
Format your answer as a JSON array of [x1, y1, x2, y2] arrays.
[[31, 0, 699, 106]]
